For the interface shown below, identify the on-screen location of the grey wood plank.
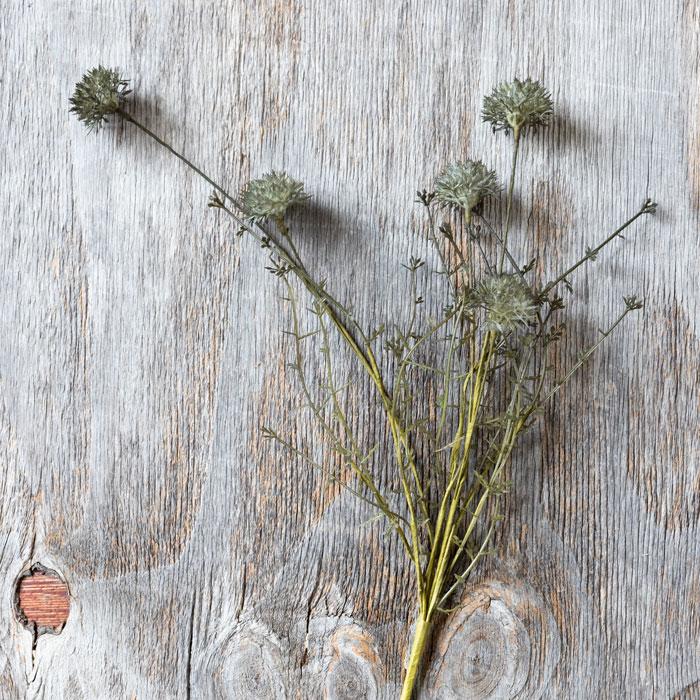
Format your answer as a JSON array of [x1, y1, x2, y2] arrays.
[[0, 1, 697, 698]]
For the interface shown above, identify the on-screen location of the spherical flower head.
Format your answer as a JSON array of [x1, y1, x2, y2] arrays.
[[471, 274, 538, 334], [239, 171, 311, 223], [69, 66, 130, 132], [434, 160, 500, 224], [482, 78, 554, 137]]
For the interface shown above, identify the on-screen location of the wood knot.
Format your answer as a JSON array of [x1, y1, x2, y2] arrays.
[[428, 580, 560, 699], [302, 617, 384, 699], [214, 622, 286, 699], [14, 563, 70, 637], [325, 625, 381, 700]]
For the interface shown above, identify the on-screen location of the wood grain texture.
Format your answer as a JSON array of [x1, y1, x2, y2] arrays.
[[0, 1, 698, 697]]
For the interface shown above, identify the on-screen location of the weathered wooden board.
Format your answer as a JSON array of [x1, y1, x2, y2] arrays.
[[1, 1, 698, 698]]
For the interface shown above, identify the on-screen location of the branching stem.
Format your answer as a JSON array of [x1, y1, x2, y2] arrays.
[[80, 99, 652, 700]]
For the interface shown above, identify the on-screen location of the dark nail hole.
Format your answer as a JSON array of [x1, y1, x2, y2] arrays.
[[14, 563, 70, 638]]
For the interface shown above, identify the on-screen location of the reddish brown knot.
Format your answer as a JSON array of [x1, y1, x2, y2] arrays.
[[14, 563, 70, 637]]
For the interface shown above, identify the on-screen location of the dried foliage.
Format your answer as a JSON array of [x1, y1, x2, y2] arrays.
[[71, 71, 655, 700]]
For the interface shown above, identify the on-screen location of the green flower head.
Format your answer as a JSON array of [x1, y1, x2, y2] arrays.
[[471, 274, 538, 334], [239, 171, 310, 223], [69, 66, 130, 132], [482, 78, 554, 137], [434, 160, 500, 223]]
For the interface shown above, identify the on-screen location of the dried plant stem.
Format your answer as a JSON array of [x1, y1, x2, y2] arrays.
[[67, 79, 652, 700], [118, 109, 242, 210], [120, 112, 436, 609], [544, 205, 652, 293], [424, 334, 494, 607], [499, 129, 521, 271], [397, 333, 500, 699], [401, 614, 431, 700]]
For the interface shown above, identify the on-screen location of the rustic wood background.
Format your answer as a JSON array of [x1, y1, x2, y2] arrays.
[[1, 1, 698, 698]]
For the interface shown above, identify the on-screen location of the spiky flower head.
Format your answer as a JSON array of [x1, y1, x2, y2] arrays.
[[471, 274, 538, 333], [69, 66, 130, 132], [239, 171, 311, 223], [482, 78, 554, 137], [434, 160, 500, 224]]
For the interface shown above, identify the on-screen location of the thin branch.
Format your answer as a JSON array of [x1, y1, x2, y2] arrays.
[[543, 201, 654, 295]]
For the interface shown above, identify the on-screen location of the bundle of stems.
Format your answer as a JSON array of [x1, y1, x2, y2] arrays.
[[70, 68, 655, 699]]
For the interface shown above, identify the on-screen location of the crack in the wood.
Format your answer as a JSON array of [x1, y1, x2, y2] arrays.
[[236, 564, 248, 622], [300, 551, 325, 674], [185, 590, 197, 700]]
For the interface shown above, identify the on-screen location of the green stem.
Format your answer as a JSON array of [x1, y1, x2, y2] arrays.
[[117, 104, 429, 626], [274, 215, 304, 267], [118, 109, 241, 209], [421, 334, 494, 616], [500, 128, 521, 272], [401, 614, 431, 700], [543, 206, 649, 294], [118, 110, 376, 395]]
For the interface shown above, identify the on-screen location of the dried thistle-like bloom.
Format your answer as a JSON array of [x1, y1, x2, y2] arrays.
[[69, 66, 130, 132], [482, 78, 554, 137], [471, 274, 538, 333], [239, 171, 311, 222], [434, 160, 500, 224]]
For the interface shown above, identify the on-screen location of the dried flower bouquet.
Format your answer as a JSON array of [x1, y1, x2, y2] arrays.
[[70, 67, 655, 699]]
